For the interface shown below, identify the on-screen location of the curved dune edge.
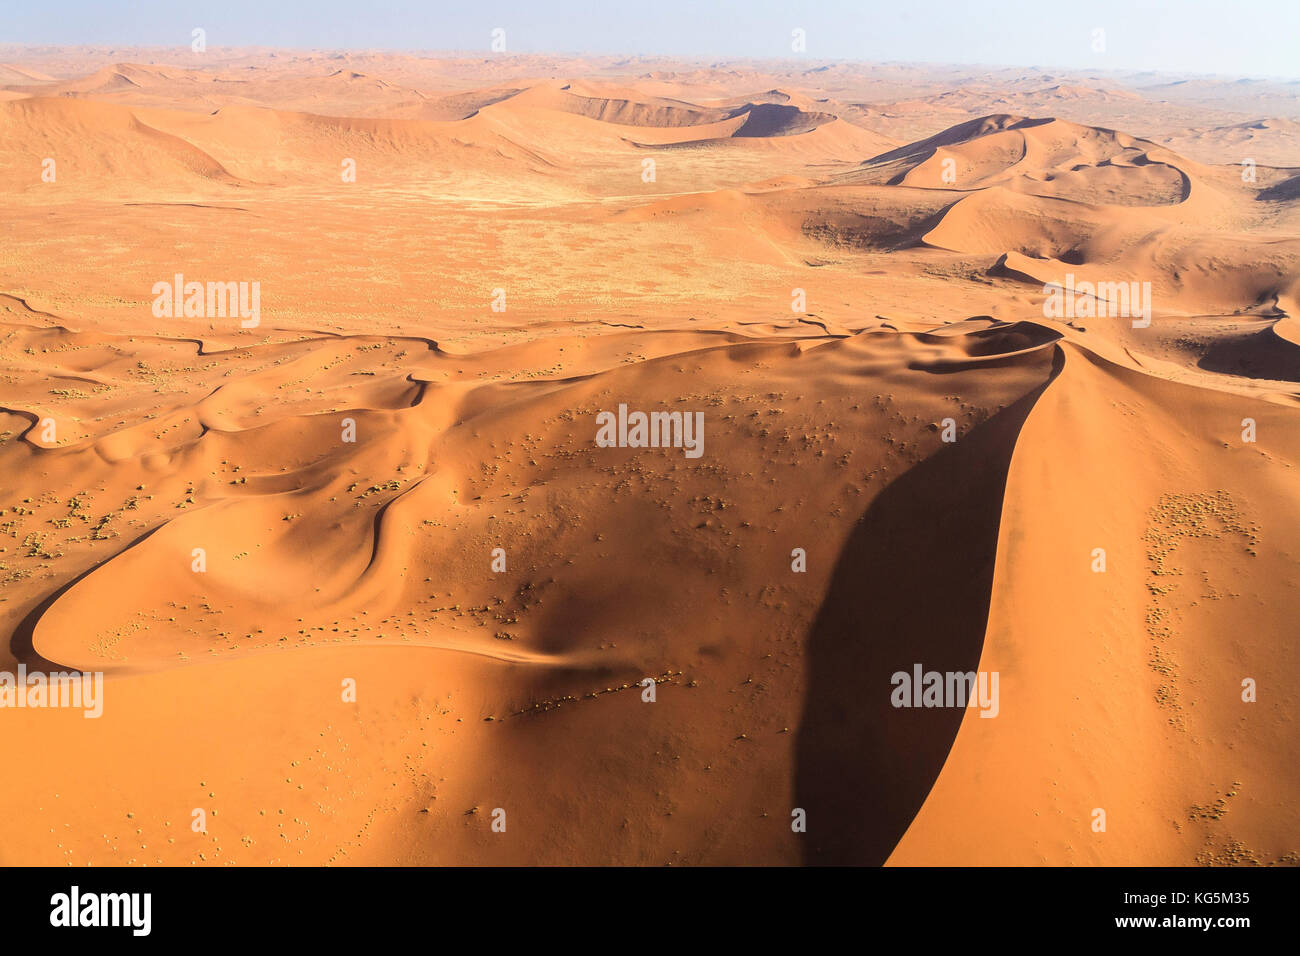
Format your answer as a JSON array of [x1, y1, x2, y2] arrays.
[[16, 319, 1063, 676], [888, 343, 1300, 866], [2, 313, 1069, 865]]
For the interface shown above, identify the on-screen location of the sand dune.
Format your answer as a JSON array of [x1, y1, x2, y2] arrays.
[[0, 98, 239, 192], [0, 50, 1296, 867]]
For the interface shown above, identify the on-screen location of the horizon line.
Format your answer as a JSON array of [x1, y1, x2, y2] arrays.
[[1, 44, 1298, 85]]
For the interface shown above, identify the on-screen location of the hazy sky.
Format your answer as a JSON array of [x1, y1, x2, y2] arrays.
[[4, 1, 1297, 79]]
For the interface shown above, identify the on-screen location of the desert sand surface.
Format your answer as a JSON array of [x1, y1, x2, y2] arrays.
[[0, 48, 1297, 866]]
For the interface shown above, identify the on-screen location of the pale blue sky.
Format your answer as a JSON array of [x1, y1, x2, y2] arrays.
[[4, 1, 1297, 79]]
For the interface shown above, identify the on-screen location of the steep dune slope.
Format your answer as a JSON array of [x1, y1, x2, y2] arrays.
[[1, 308, 1065, 864], [0, 97, 239, 194], [890, 344, 1300, 865]]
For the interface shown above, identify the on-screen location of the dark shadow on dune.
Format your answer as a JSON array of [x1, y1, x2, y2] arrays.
[[733, 103, 834, 137], [803, 204, 953, 252], [1197, 325, 1300, 382], [794, 345, 1063, 865], [862, 114, 1051, 167], [908, 322, 1064, 374], [1256, 173, 1300, 202]]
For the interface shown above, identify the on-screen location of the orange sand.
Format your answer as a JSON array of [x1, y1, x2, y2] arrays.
[[0, 50, 1297, 866]]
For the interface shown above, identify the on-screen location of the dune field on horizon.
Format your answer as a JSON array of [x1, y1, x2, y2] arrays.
[[0, 48, 1297, 867]]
